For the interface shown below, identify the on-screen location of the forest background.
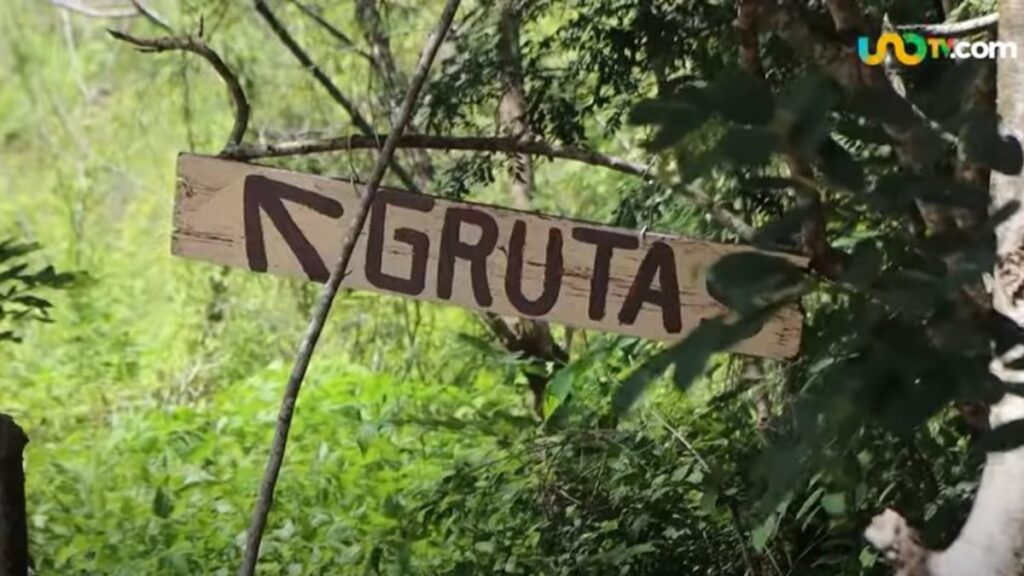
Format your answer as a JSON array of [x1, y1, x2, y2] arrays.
[[0, 0, 1010, 574]]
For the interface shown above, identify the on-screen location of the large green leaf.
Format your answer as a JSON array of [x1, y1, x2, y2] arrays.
[[612, 306, 782, 415], [706, 252, 807, 315], [708, 69, 775, 126]]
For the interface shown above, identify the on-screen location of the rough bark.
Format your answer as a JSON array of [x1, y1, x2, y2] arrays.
[[0, 414, 29, 576], [496, 0, 562, 415], [866, 2, 1024, 574], [354, 0, 435, 189]]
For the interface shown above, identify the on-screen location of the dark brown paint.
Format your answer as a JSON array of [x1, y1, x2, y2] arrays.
[[618, 242, 682, 333], [365, 191, 435, 295], [437, 207, 499, 307], [243, 175, 344, 282], [505, 220, 563, 316], [571, 227, 640, 321]]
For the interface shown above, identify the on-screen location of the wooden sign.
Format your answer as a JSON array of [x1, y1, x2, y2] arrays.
[[173, 154, 805, 359]]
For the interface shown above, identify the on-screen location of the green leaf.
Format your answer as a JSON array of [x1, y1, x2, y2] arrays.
[[543, 363, 576, 420], [817, 137, 865, 191], [0, 264, 28, 284], [612, 344, 677, 415], [848, 87, 918, 128], [859, 547, 878, 568], [796, 487, 824, 526], [474, 540, 496, 554], [152, 487, 174, 519], [750, 513, 777, 552], [821, 493, 846, 517], [13, 295, 52, 309], [840, 242, 883, 288], [629, 97, 709, 151], [0, 239, 40, 261], [751, 205, 814, 251], [716, 127, 780, 166], [780, 73, 840, 151], [699, 489, 717, 514], [961, 110, 1024, 175], [708, 70, 775, 125], [706, 252, 806, 315], [613, 307, 780, 415]]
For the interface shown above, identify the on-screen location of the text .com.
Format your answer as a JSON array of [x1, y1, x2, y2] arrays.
[[858, 32, 1018, 66]]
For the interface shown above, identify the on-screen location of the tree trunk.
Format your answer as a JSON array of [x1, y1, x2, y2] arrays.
[[496, 0, 563, 415], [865, 2, 1024, 574], [0, 414, 28, 576]]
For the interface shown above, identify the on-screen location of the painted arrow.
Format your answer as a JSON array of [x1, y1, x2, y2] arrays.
[[243, 175, 345, 282]]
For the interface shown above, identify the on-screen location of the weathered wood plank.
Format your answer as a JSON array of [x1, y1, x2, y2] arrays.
[[173, 154, 806, 359]]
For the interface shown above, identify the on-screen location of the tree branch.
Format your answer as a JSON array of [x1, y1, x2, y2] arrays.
[[227, 133, 650, 174], [496, 0, 562, 416], [51, 0, 171, 29], [286, 0, 373, 62], [736, 0, 764, 77], [354, 0, 435, 188], [50, 0, 136, 18], [755, 1, 962, 238], [897, 13, 999, 36], [252, 0, 423, 194], [226, 133, 756, 240], [108, 30, 249, 151], [238, 2, 461, 574], [129, 0, 171, 31]]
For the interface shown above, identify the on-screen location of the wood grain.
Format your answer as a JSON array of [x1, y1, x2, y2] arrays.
[[174, 154, 806, 359]]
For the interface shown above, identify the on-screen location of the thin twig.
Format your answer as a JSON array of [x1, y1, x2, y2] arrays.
[[252, 0, 423, 194], [130, 0, 173, 32], [650, 410, 761, 575], [50, 0, 135, 18], [226, 133, 757, 239], [687, 184, 758, 241], [648, 410, 711, 471], [896, 13, 998, 36], [286, 0, 374, 62], [108, 30, 249, 151], [49, 0, 172, 29], [227, 134, 650, 176], [354, 0, 434, 188], [237, 1, 461, 574]]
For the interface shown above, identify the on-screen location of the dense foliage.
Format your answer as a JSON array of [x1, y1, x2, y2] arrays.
[[0, 0, 1011, 574]]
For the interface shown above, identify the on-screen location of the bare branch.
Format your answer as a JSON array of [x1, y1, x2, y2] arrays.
[[897, 13, 998, 36], [252, 0, 423, 194], [481, 312, 519, 349], [286, 0, 373, 62], [496, 0, 559, 416], [736, 0, 764, 77], [687, 184, 758, 241], [50, 0, 135, 18], [754, 2, 964, 237], [108, 30, 249, 151], [50, 0, 172, 30], [130, 0, 172, 32], [227, 133, 756, 239], [238, 2, 462, 574], [497, 0, 534, 209], [354, 0, 435, 188], [227, 133, 650, 174]]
